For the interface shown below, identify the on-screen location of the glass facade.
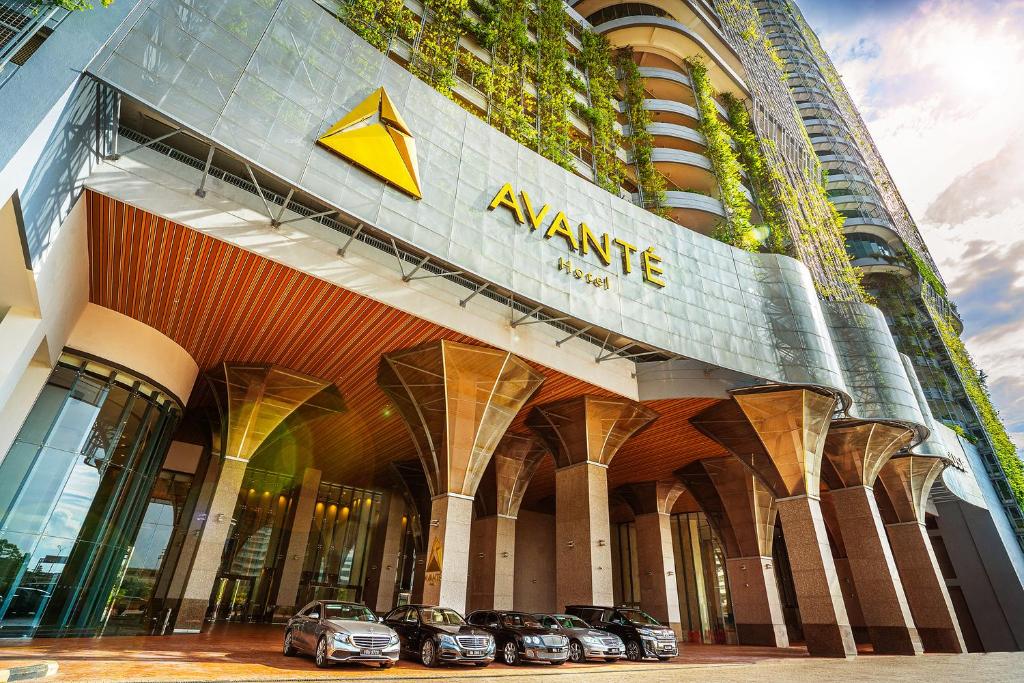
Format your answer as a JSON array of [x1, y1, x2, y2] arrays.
[[671, 512, 733, 644], [0, 354, 181, 638]]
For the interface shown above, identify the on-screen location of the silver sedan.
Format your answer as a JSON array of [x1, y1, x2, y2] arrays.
[[283, 600, 400, 668]]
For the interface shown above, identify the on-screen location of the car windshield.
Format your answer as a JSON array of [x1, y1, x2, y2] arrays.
[[322, 603, 376, 621], [421, 608, 466, 625], [502, 613, 541, 628], [555, 615, 589, 629], [620, 609, 661, 626]]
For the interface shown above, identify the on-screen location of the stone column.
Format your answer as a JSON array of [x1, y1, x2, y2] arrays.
[[528, 395, 658, 609], [378, 341, 544, 614], [878, 454, 966, 653], [617, 481, 686, 636], [174, 363, 344, 632], [824, 419, 922, 655], [470, 433, 547, 611], [676, 452, 788, 648], [729, 387, 856, 658], [273, 468, 321, 619], [365, 493, 407, 614]]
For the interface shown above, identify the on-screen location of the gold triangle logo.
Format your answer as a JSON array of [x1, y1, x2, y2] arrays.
[[316, 87, 422, 199]]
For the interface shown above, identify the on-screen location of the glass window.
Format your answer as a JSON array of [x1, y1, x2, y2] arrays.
[[0, 355, 181, 638], [501, 612, 541, 628], [556, 615, 589, 629], [619, 609, 661, 625], [322, 603, 376, 621], [421, 607, 465, 625]]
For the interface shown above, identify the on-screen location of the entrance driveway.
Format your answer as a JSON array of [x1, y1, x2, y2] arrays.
[[0, 624, 1019, 682]]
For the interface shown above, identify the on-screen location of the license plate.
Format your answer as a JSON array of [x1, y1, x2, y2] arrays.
[[660, 644, 674, 651], [467, 650, 483, 656], [609, 649, 620, 654], [549, 647, 564, 653], [361, 648, 381, 656]]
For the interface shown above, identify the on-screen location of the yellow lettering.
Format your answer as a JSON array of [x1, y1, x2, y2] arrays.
[[558, 256, 573, 273], [488, 182, 525, 224], [545, 211, 579, 252], [579, 223, 613, 266], [520, 190, 550, 231], [614, 238, 638, 274], [642, 247, 666, 287]]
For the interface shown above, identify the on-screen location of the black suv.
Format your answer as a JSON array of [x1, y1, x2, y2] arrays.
[[565, 605, 678, 661], [382, 605, 494, 667], [466, 610, 569, 665]]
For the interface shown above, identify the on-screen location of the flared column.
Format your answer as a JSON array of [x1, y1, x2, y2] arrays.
[[730, 387, 856, 658], [528, 396, 658, 609], [676, 453, 788, 648], [618, 481, 685, 636], [824, 419, 922, 654], [470, 433, 547, 611], [378, 341, 544, 613], [175, 364, 343, 632], [879, 455, 966, 653], [274, 468, 322, 619]]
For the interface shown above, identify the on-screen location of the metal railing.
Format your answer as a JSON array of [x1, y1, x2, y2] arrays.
[[0, 1, 68, 85]]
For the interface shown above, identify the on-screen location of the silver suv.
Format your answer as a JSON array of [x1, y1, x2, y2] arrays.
[[283, 600, 400, 669]]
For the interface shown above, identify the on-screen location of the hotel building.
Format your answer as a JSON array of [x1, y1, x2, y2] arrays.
[[0, 0, 1022, 657]]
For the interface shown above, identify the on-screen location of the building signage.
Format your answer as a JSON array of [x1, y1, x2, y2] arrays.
[[487, 183, 666, 288]]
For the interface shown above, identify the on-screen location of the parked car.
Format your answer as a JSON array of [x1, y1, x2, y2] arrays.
[[466, 610, 569, 665], [382, 604, 495, 667], [283, 600, 399, 668], [535, 613, 625, 663], [564, 605, 678, 661]]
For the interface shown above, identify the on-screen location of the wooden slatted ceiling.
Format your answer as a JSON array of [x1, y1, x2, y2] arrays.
[[86, 191, 726, 503]]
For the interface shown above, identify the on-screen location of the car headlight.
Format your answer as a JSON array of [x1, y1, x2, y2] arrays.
[[439, 634, 457, 647], [389, 633, 400, 646], [583, 635, 601, 646], [638, 628, 655, 637], [524, 635, 539, 646], [487, 637, 496, 650], [333, 632, 351, 644]]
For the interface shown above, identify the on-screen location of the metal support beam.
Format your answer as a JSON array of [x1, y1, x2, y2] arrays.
[[402, 255, 431, 282], [276, 208, 338, 227], [510, 305, 544, 328], [245, 163, 275, 221], [108, 127, 181, 161], [555, 325, 592, 347], [596, 342, 635, 364], [337, 223, 364, 257], [195, 145, 215, 198], [459, 282, 489, 308], [270, 189, 295, 227]]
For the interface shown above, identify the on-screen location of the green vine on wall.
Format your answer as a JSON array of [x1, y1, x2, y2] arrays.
[[481, 0, 534, 146], [929, 306, 1024, 509], [686, 57, 759, 251], [580, 31, 625, 194], [535, 0, 574, 170], [337, 0, 418, 52], [38, 0, 112, 10], [618, 49, 666, 214], [409, 0, 468, 97], [907, 247, 947, 298]]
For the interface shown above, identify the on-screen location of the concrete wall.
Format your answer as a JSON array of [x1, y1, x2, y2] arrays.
[[513, 510, 556, 613]]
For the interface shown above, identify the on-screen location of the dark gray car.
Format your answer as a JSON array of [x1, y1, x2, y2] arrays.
[[534, 613, 625, 663]]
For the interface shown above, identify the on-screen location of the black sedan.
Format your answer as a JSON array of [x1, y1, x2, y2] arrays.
[[465, 610, 569, 665], [383, 605, 495, 667]]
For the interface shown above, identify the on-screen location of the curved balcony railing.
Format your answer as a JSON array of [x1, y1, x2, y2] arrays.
[[662, 190, 726, 217], [849, 255, 913, 278], [644, 121, 706, 147], [650, 147, 714, 172], [594, 15, 749, 95], [841, 217, 901, 245], [829, 193, 887, 213], [818, 152, 871, 173], [643, 98, 700, 123], [825, 172, 879, 197]]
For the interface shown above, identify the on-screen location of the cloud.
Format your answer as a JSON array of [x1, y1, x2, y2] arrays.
[[989, 375, 1024, 450], [925, 133, 1024, 225], [951, 238, 1024, 333]]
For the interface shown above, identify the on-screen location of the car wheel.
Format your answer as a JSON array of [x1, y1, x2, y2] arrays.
[[626, 639, 643, 662], [568, 640, 584, 663], [282, 630, 296, 657], [420, 639, 438, 668], [502, 641, 521, 665], [315, 636, 331, 668]]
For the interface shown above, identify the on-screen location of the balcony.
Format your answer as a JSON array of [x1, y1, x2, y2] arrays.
[[0, 1, 69, 86], [643, 98, 701, 126], [649, 147, 718, 195], [587, 11, 749, 96], [846, 233, 912, 278], [642, 121, 706, 152], [661, 190, 726, 234]]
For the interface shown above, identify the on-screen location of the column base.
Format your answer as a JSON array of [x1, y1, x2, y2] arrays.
[[867, 625, 923, 655], [918, 627, 968, 653], [803, 623, 858, 658], [173, 598, 209, 633], [736, 623, 790, 647]]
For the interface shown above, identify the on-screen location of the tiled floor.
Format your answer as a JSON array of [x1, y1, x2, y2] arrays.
[[0, 624, 806, 681], [1, 625, 1020, 683]]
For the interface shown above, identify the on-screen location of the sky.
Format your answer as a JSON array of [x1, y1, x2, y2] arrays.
[[799, 0, 1024, 454]]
